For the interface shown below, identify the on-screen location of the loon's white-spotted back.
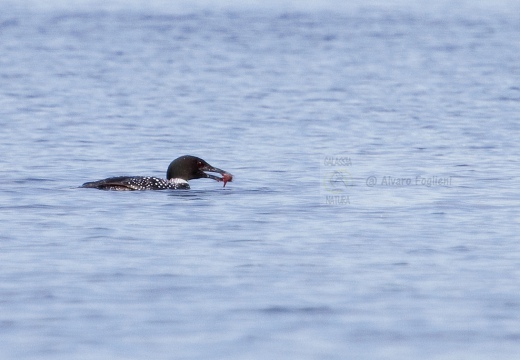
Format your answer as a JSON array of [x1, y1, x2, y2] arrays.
[[81, 176, 190, 191]]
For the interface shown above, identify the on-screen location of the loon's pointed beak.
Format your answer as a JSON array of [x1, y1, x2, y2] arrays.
[[200, 164, 233, 187]]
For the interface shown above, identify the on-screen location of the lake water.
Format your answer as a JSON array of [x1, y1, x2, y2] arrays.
[[1, 0, 519, 359]]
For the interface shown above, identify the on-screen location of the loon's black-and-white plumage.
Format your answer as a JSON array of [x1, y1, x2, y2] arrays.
[[81, 155, 232, 191]]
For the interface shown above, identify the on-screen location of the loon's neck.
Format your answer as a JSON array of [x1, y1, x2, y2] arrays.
[[169, 178, 189, 186]]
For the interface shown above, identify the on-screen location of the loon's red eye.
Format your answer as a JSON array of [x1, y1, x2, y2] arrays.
[[197, 161, 203, 168]]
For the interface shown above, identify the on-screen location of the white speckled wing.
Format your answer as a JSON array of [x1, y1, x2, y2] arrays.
[[82, 176, 190, 190]]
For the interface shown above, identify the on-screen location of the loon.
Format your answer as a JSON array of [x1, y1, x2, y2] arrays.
[[81, 155, 233, 191]]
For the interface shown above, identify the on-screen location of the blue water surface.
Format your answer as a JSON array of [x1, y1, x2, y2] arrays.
[[1, 0, 519, 359]]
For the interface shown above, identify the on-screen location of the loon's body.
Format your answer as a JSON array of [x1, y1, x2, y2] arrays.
[[81, 155, 232, 191], [81, 176, 190, 191]]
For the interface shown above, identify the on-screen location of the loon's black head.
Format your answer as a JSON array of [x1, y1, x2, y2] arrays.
[[166, 155, 233, 186]]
